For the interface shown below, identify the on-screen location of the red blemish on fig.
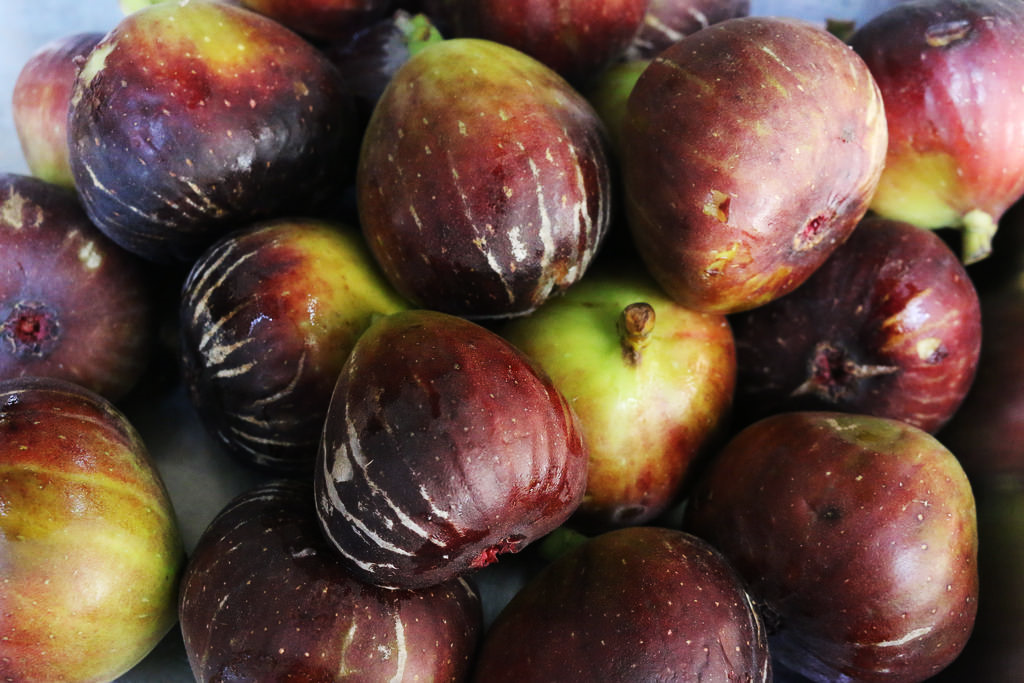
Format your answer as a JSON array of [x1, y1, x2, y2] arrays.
[[469, 535, 525, 568], [1, 301, 61, 357]]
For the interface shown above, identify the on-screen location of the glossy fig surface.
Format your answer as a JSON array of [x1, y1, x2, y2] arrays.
[[684, 411, 978, 682], [622, 16, 887, 314], [315, 309, 589, 589], [471, 526, 771, 682], [731, 215, 982, 434], [181, 478, 482, 682], [357, 37, 611, 319], [68, 0, 355, 263]]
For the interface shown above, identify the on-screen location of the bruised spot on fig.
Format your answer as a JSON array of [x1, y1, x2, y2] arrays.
[[702, 189, 731, 223], [469, 534, 526, 568], [793, 212, 834, 251], [924, 19, 973, 47], [1, 301, 62, 357], [819, 504, 843, 523], [704, 241, 750, 278], [916, 337, 946, 363]]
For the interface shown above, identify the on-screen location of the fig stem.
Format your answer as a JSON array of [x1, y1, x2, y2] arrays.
[[618, 302, 656, 366], [960, 208, 997, 265]]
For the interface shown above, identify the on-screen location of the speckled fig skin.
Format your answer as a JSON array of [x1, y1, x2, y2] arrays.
[[730, 216, 982, 434], [179, 217, 409, 474], [356, 37, 611, 320], [622, 16, 888, 314], [684, 411, 978, 683], [849, 0, 1024, 265], [67, 0, 355, 264], [0, 376, 185, 683], [315, 309, 589, 590], [471, 526, 771, 682], [180, 479, 482, 682], [12, 31, 103, 188], [448, 0, 650, 85], [0, 173, 154, 402]]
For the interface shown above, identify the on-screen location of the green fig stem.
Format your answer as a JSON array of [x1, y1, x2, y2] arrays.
[[618, 302, 656, 366], [960, 207, 998, 265], [397, 12, 445, 57], [537, 526, 590, 563]]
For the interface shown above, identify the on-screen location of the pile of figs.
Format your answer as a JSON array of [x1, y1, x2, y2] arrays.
[[4, 0, 1024, 681]]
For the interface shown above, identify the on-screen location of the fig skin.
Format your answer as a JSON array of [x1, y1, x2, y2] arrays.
[[849, 0, 1024, 265], [730, 215, 982, 434], [67, 0, 356, 264], [180, 479, 482, 682], [621, 16, 888, 314], [625, 0, 751, 59], [0, 172, 154, 402], [470, 526, 772, 682], [315, 309, 589, 590], [179, 217, 409, 474], [356, 37, 611, 320], [237, 0, 393, 42], [684, 411, 978, 682], [11, 31, 103, 188]]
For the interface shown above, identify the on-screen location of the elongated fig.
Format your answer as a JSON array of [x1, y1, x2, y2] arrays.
[[315, 309, 589, 589], [731, 216, 982, 434], [622, 16, 888, 314], [849, 0, 1024, 264], [179, 217, 409, 474], [181, 479, 482, 682], [684, 411, 978, 682], [68, 0, 356, 263], [0, 172, 154, 401], [471, 526, 771, 682], [357, 37, 611, 319]]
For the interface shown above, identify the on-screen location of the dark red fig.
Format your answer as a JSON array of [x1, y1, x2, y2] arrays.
[[446, 0, 650, 85], [314, 309, 589, 590], [471, 526, 771, 682], [237, 0, 392, 42], [849, 0, 1024, 264], [730, 216, 982, 434], [684, 411, 978, 682], [356, 37, 611, 319], [0, 173, 153, 402], [179, 217, 409, 474], [67, 0, 356, 263], [180, 478, 482, 682], [625, 0, 751, 59], [11, 31, 103, 188], [622, 16, 888, 314]]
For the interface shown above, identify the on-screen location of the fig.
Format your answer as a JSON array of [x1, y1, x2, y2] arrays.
[[11, 31, 103, 188], [67, 0, 356, 263], [0, 376, 185, 683], [237, 0, 393, 42], [730, 215, 982, 434], [179, 217, 409, 474], [849, 0, 1024, 264], [314, 309, 589, 589], [625, 0, 751, 59], [684, 411, 978, 682], [0, 172, 154, 402], [180, 479, 482, 682], [356, 37, 611, 319], [471, 526, 772, 682], [501, 265, 736, 531], [445, 0, 650, 85], [621, 16, 888, 313]]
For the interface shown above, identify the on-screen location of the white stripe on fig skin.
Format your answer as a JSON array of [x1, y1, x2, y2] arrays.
[[315, 491, 402, 576], [388, 613, 408, 683], [210, 358, 256, 380], [249, 349, 307, 407]]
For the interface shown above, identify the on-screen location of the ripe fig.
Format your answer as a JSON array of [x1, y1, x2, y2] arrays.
[[471, 526, 772, 682], [684, 411, 978, 682], [730, 215, 982, 434], [501, 266, 736, 531], [0, 376, 185, 683], [180, 479, 482, 682], [622, 16, 888, 313], [625, 0, 751, 59], [11, 31, 103, 188], [849, 0, 1024, 264], [445, 0, 650, 85], [315, 309, 589, 589], [0, 172, 154, 402], [179, 217, 409, 474], [357, 37, 611, 319], [67, 0, 356, 263]]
